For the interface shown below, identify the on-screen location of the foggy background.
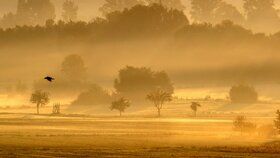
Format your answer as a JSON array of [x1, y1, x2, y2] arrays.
[[1, 0, 280, 106], [0, 0, 279, 21]]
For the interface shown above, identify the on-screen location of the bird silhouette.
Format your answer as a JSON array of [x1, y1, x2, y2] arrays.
[[44, 76, 55, 82]]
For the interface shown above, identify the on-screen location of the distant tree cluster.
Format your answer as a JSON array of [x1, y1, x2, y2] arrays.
[[69, 64, 174, 117], [1, 0, 280, 33], [99, 0, 185, 16], [114, 66, 174, 103], [62, 0, 78, 22], [190, 0, 280, 33], [0, 0, 55, 28], [71, 84, 112, 106], [229, 84, 258, 103], [34, 54, 88, 94], [0, 0, 78, 28]]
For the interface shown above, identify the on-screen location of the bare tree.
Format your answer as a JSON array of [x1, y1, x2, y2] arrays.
[[190, 102, 201, 117], [30, 90, 50, 114], [147, 88, 172, 117], [110, 97, 130, 116]]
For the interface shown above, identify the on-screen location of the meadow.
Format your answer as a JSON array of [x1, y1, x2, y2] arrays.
[[0, 106, 279, 158]]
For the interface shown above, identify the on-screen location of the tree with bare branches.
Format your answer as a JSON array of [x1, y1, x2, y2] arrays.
[[30, 90, 50, 114], [147, 88, 172, 117]]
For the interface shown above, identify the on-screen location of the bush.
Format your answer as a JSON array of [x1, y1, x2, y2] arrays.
[[71, 84, 112, 106]]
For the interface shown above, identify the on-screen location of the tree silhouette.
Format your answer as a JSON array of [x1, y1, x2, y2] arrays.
[[114, 66, 174, 103], [190, 0, 221, 23], [30, 90, 50, 114], [275, 110, 280, 134], [62, 0, 78, 22], [214, 2, 245, 25], [146, 0, 185, 11], [244, 0, 280, 33], [61, 54, 87, 83], [110, 97, 130, 116], [17, 0, 56, 26], [52, 103, 61, 115], [99, 0, 144, 15], [72, 84, 112, 106], [229, 84, 258, 103], [0, 12, 17, 29], [190, 102, 201, 117], [146, 88, 172, 117]]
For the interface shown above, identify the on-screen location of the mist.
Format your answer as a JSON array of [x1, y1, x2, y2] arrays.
[[0, 0, 280, 157]]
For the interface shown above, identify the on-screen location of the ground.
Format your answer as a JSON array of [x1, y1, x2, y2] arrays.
[[0, 113, 279, 157]]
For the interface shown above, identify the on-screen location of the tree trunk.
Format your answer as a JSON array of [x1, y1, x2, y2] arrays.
[[157, 108, 161, 117], [119, 111, 122, 117], [37, 103, 40, 115]]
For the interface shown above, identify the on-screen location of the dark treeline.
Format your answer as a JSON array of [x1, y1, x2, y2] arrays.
[[1, 3, 280, 86], [0, 3, 280, 45], [1, 0, 280, 33], [0, 4, 188, 45]]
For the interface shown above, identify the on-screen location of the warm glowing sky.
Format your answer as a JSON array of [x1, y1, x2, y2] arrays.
[[1, 0, 279, 21]]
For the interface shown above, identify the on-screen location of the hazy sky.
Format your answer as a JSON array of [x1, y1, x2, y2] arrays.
[[0, 0, 279, 21]]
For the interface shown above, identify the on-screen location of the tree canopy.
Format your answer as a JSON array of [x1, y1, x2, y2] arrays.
[[229, 84, 258, 103], [115, 66, 174, 102]]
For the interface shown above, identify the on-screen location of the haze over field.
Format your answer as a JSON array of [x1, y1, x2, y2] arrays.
[[0, 0, 280, 157]]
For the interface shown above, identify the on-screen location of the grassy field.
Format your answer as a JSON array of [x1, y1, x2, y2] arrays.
[[0, 113, 279, 157]]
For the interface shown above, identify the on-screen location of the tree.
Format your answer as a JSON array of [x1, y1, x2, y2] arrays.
[[229, 84, 258, 103], [146, 88, 172, 117], [17, 0, 56, 26], [146, 0, 185, 11], [190, 102, 201, 117], [0, 12, 17, 29], [104, 4, 188, 37], [30, 90, 50, 114], [52, 103, 61, 115], [62, 0, 78, 22], [213, 2, 245, 25], [243, 0, 280, 33], [99, 0, 144, 15], [114, 66, 174, 102], [275, 110, 280, 134], [233, 115, 256, 135], [190, 0, 221, 23], [110, 97, 130, 116], [61, 54, 87, 83]]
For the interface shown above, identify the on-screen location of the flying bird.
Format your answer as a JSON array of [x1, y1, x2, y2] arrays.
[[44, 76, 55, 82]]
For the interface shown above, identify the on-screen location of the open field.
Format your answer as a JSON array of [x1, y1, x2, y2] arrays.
[[0, 113, 279, 157]]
